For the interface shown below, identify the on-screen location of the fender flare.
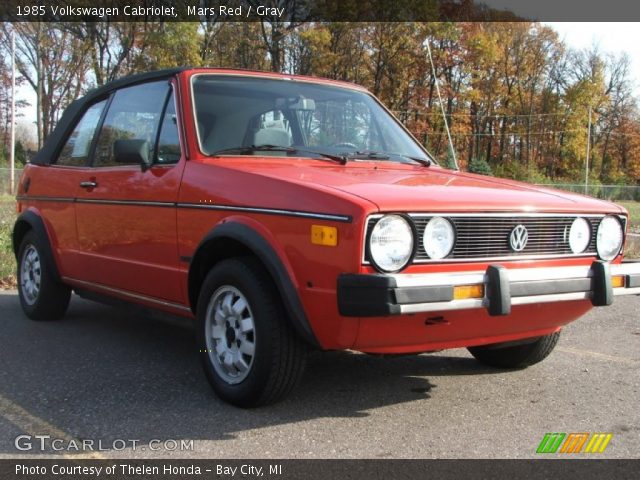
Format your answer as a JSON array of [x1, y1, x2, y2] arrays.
[[12, 210, 63, 282], [189, 221, 319, 348]]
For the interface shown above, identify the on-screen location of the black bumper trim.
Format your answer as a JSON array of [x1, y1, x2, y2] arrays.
[[591, 260, 613, 306], [627, 274, 640, 288], [394, 286, 454, 305], [486, 265, 511, 316], [510, 278, 593, 297], [337, 274, 399, 317], [337, 260, 627, 318], [337, 275, 455, 316]]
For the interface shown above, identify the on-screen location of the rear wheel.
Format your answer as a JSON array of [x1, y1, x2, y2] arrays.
[[467, 331, 561, 368], [17, 231, 71, 321], [196, 257, 307, 407]]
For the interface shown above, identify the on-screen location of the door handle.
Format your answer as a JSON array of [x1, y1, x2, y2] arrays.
[[79, 181, 98, 189]]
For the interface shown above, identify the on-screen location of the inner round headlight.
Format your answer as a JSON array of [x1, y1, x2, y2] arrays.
[[596, 215, 624, 261], [423, 216, 455, 260], [569, 217, 591, 254], [369, 215, 414, 272]]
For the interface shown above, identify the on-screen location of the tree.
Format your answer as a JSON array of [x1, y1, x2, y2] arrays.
[[63, 21, 141, 87], [3, 23, 88, 147], [468, 157, 493, 175], [130, 23, 202, 71], [249, 0, 309, 72]]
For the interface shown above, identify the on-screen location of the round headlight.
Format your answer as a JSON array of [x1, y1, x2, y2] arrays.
[[596, 215, 624, 261], [423, 216, 455, 260], [569, 217, 591, 254], [369, 215, 414, 272]]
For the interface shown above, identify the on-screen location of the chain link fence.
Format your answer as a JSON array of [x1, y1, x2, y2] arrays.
[[534, 184, 640, 202], [1, 166, 638, 202], [0, 168, 22, 197]]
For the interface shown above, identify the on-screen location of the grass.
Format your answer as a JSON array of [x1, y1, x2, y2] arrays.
[[617, 201, 640, 259], [0, 200, 17, 288], [618, 201, 640, 233]]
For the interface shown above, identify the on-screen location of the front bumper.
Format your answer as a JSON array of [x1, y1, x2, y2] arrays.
[[337, 260, 640, 317]]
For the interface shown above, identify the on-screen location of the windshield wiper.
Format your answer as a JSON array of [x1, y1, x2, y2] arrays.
[[343, 151, 390, 160], [343, 150, 432, 167], [403, 155, 432, 167], [210, 145, 348, 165]]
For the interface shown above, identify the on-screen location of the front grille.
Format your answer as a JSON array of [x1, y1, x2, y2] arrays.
[[364, 214, 625, 263]]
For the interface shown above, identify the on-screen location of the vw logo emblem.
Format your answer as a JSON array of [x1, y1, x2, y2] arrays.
[[509, 225, 529, 252]]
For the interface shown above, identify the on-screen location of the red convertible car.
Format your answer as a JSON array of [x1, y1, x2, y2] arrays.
[[13, 68, 640, 406]]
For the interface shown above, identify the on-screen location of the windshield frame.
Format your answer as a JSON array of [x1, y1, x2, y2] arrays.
[[189, 72, 438, 166]]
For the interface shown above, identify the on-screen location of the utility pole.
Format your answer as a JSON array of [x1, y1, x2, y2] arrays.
[[10, 28, 16, 196], [585, 105, 592, 195], [426, 39, 458, 171]]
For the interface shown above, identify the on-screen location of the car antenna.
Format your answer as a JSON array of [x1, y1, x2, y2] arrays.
[[426, 38, 459, 171]]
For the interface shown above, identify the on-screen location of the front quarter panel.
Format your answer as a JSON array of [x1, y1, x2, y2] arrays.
[[177, 159, 374, 349]]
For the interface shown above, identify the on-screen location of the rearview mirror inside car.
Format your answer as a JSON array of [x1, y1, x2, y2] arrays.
[[276, 96, 316, 111]]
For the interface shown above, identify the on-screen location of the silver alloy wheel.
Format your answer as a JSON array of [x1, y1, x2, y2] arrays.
[[204, 285, 256, 384], [20, 245, 41, 306]]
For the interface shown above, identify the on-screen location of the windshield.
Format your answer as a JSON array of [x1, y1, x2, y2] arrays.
[[191, 75, 433, 164]]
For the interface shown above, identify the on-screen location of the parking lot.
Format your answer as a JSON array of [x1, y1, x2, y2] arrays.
[[0, 290, 638, 459]]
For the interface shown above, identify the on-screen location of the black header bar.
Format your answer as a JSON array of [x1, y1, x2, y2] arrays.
[[2, 0, 640, 22]]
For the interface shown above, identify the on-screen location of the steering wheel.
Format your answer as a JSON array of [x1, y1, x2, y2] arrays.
[[331, 142, 358, 150]]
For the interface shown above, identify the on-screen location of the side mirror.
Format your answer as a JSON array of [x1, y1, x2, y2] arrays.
[[113, 139, 151, 170]]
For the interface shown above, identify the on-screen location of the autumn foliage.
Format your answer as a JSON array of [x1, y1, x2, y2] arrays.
[[1, 21, 639, 185]]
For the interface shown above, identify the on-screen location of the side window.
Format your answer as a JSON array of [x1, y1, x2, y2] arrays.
[[155, 91, 181, 164], [56, 100, 106, 166], [93, 81, 169, 167]]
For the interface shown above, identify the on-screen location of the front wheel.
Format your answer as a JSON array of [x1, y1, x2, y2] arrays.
[[467, 331, 561, 369], [17, 231, 71, 321], [196, 257, 307, 407]]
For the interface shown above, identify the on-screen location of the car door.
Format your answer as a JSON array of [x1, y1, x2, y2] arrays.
[[74, 80, 186, 303], [19, 99, 109, 280]]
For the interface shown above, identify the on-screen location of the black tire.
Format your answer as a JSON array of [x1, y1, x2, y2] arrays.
[[17, 230, 71, 321], [196, 257, 307, 407], [467, 331, 561, 369]]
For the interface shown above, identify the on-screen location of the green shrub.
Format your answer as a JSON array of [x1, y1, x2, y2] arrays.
[[467, 158, 493, 176]]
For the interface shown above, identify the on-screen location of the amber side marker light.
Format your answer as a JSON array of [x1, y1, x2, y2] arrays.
[[612, 275, 625, 288], [453, 284, 485, 300], [311, 225, 338, 246]]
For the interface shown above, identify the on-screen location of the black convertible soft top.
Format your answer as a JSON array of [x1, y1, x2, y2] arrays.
[[31, 67, 188, 165]]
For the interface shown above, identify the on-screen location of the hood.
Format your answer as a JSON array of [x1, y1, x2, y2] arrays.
[[204, 158, 624, 215]]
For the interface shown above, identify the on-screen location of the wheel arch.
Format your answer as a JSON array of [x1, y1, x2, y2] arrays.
[[12, 210, 62, 282], [188, 221, 319, 348]]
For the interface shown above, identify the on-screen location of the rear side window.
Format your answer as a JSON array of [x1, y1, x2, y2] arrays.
[[56, 100, 106, 166], [93, 81, 170, 167]]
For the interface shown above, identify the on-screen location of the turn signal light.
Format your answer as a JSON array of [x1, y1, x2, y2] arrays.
[[611, 275, 625, 288], [311, 225, 338, 246], [453, 284, 485, 300]]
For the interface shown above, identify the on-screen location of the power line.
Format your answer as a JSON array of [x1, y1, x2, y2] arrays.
[[407, 128, 640, 138], [418, 129, 585, 136], [392, 110, 578, 119]]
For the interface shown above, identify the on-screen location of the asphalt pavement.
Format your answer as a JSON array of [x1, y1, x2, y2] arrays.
[[0, 290, 638, 459]]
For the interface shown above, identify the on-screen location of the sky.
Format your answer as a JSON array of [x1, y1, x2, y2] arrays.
[[546, 22, 640, 96], [13, 22, 640, 139]]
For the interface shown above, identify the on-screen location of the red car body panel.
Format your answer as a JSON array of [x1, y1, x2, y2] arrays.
[[15, 68, 635, 354]]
